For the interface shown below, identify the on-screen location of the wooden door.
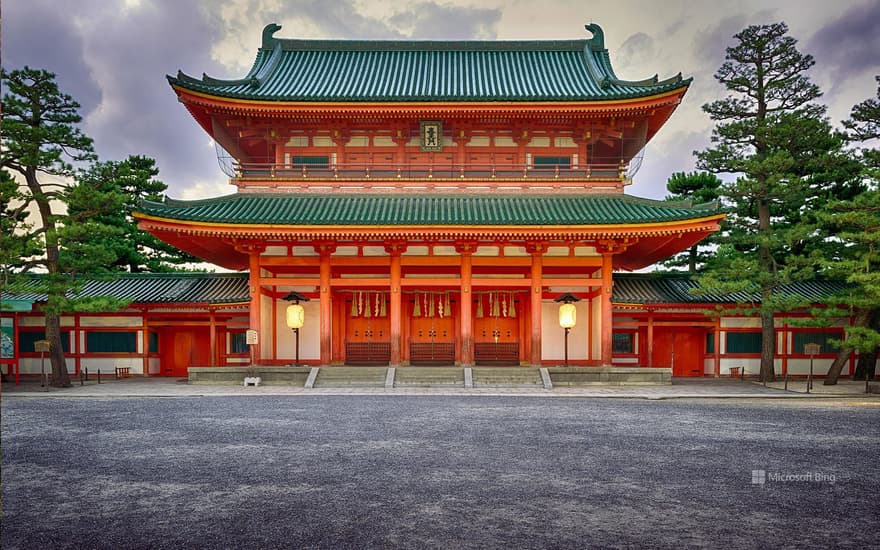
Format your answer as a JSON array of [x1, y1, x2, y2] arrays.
[[409, 293, 455, 365], [473, 292, 520, 365], [164, 330, 192, 377], [652, 328, 703, 376], [673, 329, 704, 377], [344, 293, 391, 365]]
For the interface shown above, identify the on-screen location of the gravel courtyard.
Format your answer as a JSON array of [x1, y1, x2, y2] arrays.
[[2, 396, 877, 549]]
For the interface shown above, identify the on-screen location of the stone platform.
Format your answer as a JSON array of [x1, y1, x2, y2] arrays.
[[187, 365, 672, 388]]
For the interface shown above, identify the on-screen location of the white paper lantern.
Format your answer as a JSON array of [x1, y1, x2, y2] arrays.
[[286, 304, 305, 329], [558, 303, 577, 329]]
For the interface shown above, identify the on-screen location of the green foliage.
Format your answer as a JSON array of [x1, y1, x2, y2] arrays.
[[693, 22, 863, 380], [661, 171, 722, 272], [0, 67, 96, 177], [66, 156, 200, 272]]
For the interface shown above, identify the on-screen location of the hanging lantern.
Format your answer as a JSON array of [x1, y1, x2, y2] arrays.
[[558, 303, 576, 329], [286, 304, 305, 329]]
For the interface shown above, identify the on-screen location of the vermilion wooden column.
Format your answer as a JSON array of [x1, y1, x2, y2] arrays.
[[248, 249, 262, 363], [647, 311, 654, 368], [459, 247, 473, 366], [530, 246, 544, 367], [601, 252, 613, 366], [319, 250, 332, 365], [389, 250, 402, 367], [713, 317, 721, 378], [209, 309, 216, 367]]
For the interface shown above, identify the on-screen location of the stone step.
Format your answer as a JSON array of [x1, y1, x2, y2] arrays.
[[313, 367, 387, 388], [472, 367, 543, 387], [393, 367, 465, 387]]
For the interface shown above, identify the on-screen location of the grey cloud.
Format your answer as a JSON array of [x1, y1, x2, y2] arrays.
[[5, 0, 230, 197], [387, 3, 501, 40], [3, 0, 103, 114], [616, 32, 655, 70], [807, 1, 880, 83]]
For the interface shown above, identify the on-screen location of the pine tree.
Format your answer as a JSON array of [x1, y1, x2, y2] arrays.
[[0, 67, 127, 386], [68, 156, 199, 273], [661, 171, 722, 273], [820, 76, 880, 384], [694, 23, 861, 382]]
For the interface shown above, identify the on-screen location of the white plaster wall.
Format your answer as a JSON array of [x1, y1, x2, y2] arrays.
[[541, 301, 589, 361], [719, 358, 784, 376], [259, 294, 273, 360], [785, 358, 834, 375], [148, 357, 161, 375], [79, 315, 142, 327], [274, 301, 320, 361], [16, 357, 75, 374]]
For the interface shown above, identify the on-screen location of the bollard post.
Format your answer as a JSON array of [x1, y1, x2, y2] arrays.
[[784, 372, 788, 391], [98, 369, 101, 384], [84, 367, 89, 381]]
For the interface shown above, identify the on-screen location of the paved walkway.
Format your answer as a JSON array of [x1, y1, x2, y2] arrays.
[[2, 376, 876, 399]]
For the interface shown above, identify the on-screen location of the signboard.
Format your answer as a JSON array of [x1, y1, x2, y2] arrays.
[[804, 342, 821, 356], [419, 120, 443, 152], [246, 329, 259, 345], [34, 339, 51, 353], [1, 317, 14, 359]]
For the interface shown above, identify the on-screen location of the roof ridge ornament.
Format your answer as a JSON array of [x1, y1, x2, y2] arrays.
[[262, 23, 282, 50], [585, 23, 605, 51]]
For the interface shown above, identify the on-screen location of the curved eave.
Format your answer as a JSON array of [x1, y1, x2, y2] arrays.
[[170, 84, 689, 117], [134, 212, 724, 271]]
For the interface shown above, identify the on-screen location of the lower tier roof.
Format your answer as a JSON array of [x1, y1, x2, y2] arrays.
[[3, 273, 848, 308], [137, 192, 719, 225]]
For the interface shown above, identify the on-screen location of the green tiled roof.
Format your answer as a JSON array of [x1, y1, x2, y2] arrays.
[[168, 23, 689, 102], [2, 273, 249, 305], [3, 273, 848, 307], [136, 193, 721, 226], [612, 274, 851, 304]]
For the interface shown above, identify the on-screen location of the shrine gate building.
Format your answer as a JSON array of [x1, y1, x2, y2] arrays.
[[134, 23, 724, 368]]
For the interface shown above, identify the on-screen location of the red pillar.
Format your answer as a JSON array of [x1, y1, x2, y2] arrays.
[[647, 310, 654, 368], [389, 249, 402, 367], [713, 317, 721, 378], [458, 245, 474, 367], [319, 249, 332, 366], [248, 249, 262, 363], [601, 252, 613, 366], [209, 308, 216, 368], [530, 245, 544, 367]]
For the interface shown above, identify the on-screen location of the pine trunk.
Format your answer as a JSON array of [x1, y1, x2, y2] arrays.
[[45, 311, 71, 387], [823, 348, 853, 385], [854, 350, 878, 380], [760, 309, 776, 382]]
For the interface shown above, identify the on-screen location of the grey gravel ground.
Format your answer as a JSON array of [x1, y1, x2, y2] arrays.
[[2, 396, 878, 549]]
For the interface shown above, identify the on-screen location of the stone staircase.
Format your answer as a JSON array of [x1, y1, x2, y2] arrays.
[[188, 365, 672, 387], [393, 367, 465, 387], [472, 367, 543, 387], [313, 366, 387, 388]]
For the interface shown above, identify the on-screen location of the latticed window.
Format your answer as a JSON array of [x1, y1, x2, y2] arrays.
[[230, 332, 248, 354], [612, 332, 635, 354], [20, 331, 70, 353], [793, 331, 841, 354], [533, 156, 570, 169], [87, 331, 136, 353], [725, 332, 761, 354]]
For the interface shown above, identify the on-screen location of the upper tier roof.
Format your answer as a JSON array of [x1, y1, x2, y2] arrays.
[[168, 23, 690, 103]]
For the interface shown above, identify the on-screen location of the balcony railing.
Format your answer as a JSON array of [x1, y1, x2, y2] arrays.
[[234, 162, 628, 183]]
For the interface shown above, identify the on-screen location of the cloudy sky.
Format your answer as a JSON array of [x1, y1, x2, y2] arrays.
[[4, 0, 879, 200]]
